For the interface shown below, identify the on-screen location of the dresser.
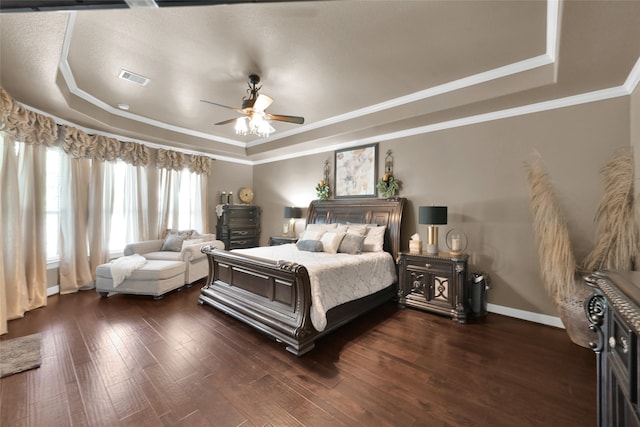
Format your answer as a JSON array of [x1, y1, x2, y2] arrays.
[[397, 252, 470, 323], [586, 271, 640, 427], [216, 205, 260, 250]]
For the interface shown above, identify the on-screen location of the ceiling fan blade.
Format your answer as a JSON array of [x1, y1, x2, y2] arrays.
[[200, 99, 243, 114], [215, 118, 239, 125], [265, 113, 305, 125], [252, 94, 274, 112]]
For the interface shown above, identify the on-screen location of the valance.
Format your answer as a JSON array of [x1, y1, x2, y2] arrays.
[[0, 87, 211, 173], [156, 149, 186, 171]]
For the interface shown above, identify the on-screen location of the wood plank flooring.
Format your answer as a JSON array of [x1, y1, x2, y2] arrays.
[[1, 281, 596, 426]]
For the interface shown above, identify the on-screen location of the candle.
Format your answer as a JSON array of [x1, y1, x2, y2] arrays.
[[452, 237, 461, 251]]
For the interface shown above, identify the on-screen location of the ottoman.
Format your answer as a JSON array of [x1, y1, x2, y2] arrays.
[[96, 260, 186, 299]]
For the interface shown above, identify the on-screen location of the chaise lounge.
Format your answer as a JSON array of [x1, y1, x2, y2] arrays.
[[96, 230, 224, 299]]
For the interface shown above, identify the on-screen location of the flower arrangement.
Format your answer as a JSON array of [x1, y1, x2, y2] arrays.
[[316, 179, 330, 200], [377, 173, 400, 198]]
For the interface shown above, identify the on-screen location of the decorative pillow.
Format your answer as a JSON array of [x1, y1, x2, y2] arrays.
[[164, 228, 195, 239], [338, 233, 366, 255], [306, 223, 337, 233], [345, 224, 368, 236], [182, 238, 204, 247], [301, 230, 325, 241], [296, 239, 324, 252], [334, 224, 349, 233], [321, 232, 346, 254], [161, 235, 184, 252], [363, 225, 386, 252]]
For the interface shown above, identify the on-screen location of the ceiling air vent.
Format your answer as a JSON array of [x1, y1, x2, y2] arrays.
[[118, 69, 150, 86]]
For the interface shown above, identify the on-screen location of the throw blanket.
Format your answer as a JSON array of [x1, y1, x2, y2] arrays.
[[110, 254, 147, 287]]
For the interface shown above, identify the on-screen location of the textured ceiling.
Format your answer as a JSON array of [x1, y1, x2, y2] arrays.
[[1, 1, 639, 163]]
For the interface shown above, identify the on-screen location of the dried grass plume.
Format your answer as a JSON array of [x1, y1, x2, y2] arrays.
[[582, 148, 638, 271], [525, 153, 577, 301]]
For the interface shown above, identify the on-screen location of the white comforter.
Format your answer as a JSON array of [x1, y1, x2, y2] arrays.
[[232, 244, 397, 332]]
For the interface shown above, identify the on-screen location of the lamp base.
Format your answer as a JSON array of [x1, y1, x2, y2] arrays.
[[426, 243, 439, 255]]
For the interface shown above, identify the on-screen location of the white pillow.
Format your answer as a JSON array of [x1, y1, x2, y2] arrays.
[[301, 230, 325, 241], [363, 225, 386, 252], [321, 232, 346, 254], [346, 224, 368, 236], [182, 238, 204, 247], [334, 224, 349, 233], [306, 223, 337, 232]]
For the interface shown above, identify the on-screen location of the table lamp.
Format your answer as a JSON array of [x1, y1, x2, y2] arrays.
[[419, 206, 448, 255], [284, 207, 302, 237]]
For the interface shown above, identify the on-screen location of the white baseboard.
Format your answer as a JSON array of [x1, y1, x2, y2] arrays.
[[44, 284, 564, 328], [487, 303, 564, 329]]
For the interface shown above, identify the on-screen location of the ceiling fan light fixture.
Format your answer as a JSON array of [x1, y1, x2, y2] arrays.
[[234, 117, 249, 135], [257, 120, 275, 138]]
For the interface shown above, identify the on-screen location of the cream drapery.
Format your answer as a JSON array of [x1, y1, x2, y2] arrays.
[[0, 86, 212, 334], [0, 135, 48, 334]]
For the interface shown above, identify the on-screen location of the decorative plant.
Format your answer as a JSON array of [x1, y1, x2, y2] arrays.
[[525, 148, 638, 348], [377, 173, 400, 198], [316, 160, 331, 200]]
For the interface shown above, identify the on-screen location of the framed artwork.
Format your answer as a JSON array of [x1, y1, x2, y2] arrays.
[[334, 143, 378, 198]]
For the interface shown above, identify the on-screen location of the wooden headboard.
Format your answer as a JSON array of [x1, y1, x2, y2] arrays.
[[306, 197, 406, 259]]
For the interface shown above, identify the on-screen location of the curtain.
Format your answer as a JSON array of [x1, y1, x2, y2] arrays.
[[0, 135, 48, 334], [58, 155, 94, 293], [88, 161, 114, 277]]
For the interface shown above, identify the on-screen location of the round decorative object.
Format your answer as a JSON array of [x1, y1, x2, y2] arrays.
[[238, 187, 254, 204], [446, 229, 468, 255]]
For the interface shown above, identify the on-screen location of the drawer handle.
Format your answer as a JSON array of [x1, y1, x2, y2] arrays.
[[237, 231, 248, 235], [609, 336, 630, 354]]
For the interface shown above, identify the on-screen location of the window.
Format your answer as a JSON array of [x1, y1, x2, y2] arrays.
[[109, 160, 128, 252], [45, 148, 62, 262]]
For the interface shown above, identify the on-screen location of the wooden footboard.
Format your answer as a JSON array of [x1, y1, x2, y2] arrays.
[[198, 197, 406, 356], [198, 246, 318, 355]]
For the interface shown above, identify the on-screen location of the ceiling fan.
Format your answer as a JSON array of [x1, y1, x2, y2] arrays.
[[201, 74, 304, 138]]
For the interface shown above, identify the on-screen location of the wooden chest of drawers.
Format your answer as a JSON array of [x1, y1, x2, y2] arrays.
[[216, 205, 260, 250], [586, 271, 640, 427]]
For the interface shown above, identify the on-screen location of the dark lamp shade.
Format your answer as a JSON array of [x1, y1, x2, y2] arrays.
[[419, 206, 447, 225], [284, 207, 302, 219]]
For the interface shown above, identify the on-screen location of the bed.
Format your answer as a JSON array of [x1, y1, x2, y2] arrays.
[[198, 197, 406, 356]]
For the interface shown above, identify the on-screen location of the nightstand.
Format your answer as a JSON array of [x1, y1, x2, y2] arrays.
[[397, 251, 470, 323], [269, 236, 298, 246]]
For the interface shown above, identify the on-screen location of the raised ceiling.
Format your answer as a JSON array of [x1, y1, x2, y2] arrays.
[[1, 1, 639, 163]]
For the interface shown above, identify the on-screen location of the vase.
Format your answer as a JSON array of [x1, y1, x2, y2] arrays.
[[556, 276, 597, 348]]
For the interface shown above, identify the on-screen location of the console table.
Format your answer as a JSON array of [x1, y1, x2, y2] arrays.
[[585, 271, 640, 427]]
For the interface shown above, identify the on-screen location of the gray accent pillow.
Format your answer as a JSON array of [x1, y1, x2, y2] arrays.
[[338, 233, 366, 255], [161, 235, 184, 252], [296, 239, 324, 252]]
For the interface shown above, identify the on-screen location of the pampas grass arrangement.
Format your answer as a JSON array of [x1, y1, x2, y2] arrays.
[[582, 148, 638, 271], [525, 148, 638, 348], [525, 152, 577, 302]]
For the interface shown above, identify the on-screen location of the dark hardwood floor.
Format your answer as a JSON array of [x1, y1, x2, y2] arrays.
[[1, 281, 596, 427]]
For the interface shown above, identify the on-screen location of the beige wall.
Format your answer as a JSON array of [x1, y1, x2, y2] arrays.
[[253, 97, 631, 317], [207, 160, 253, 233]]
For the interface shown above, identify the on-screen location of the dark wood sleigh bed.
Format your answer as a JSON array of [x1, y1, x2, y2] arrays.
[[198, 197, 406, 356]]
